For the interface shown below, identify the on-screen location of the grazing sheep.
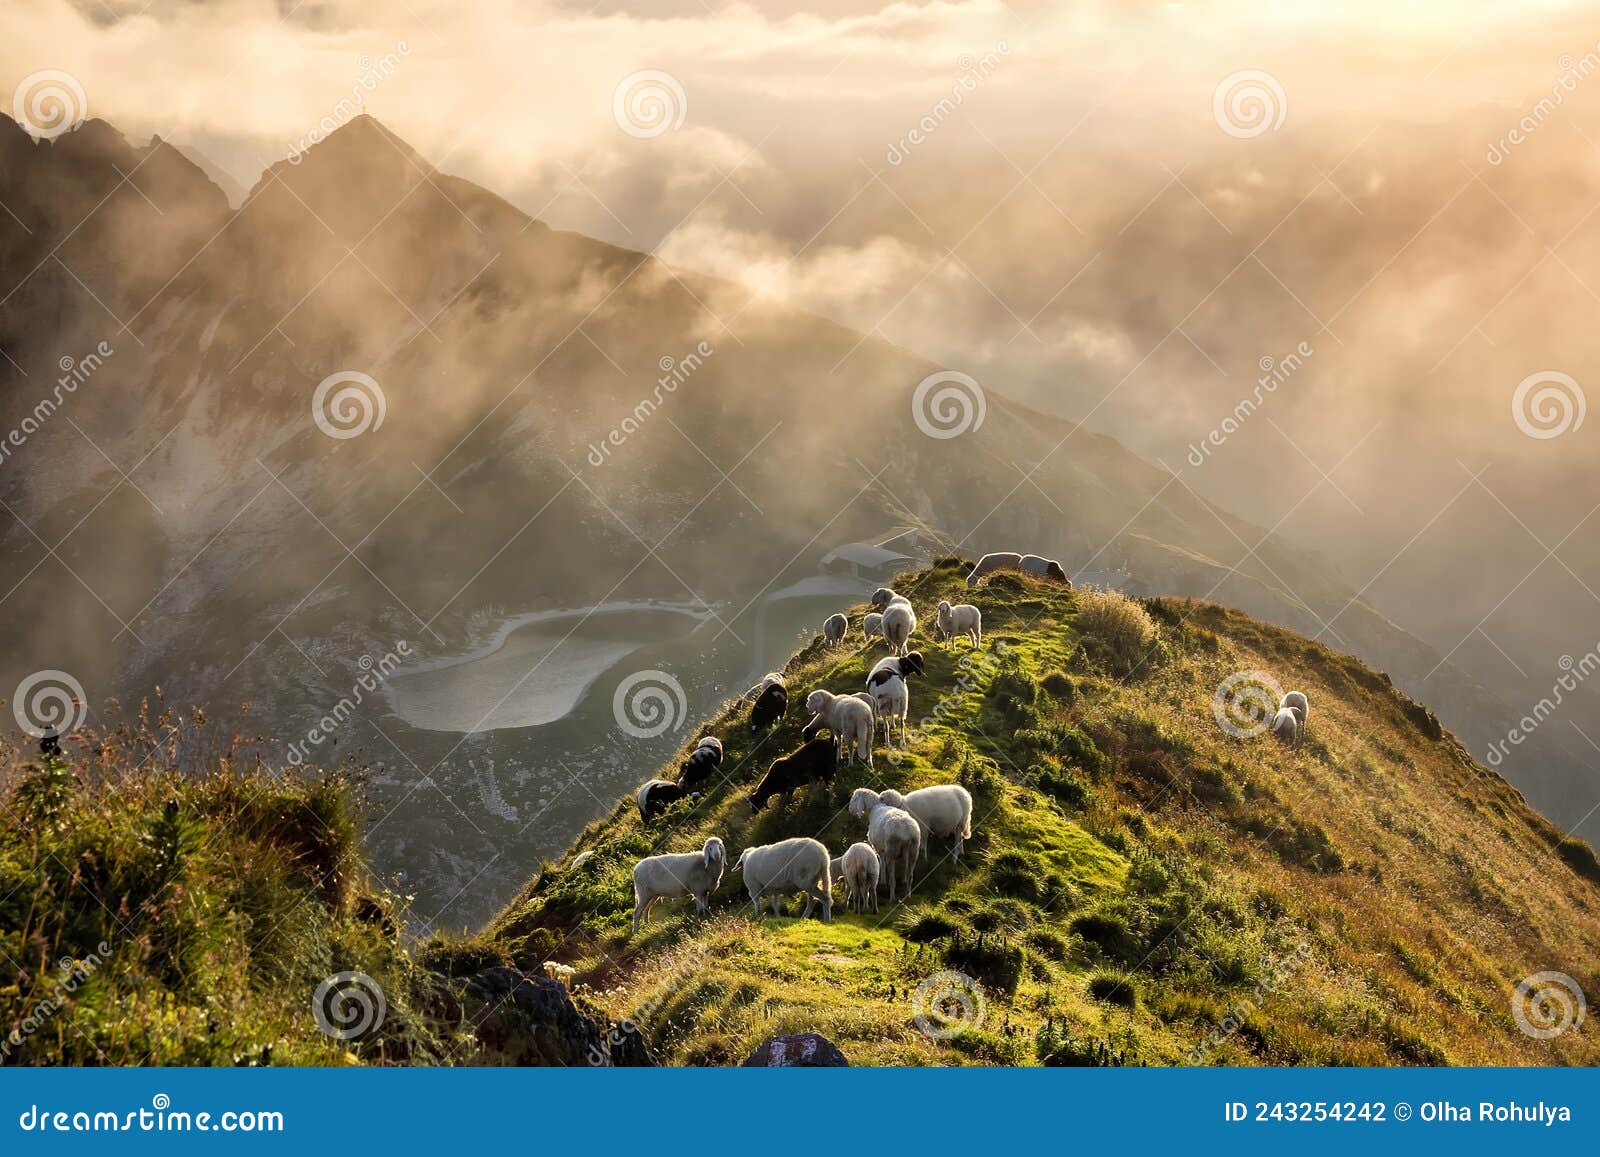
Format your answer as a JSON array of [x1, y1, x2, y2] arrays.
[[870, 587, 911, 610], [1280, 691, 1308, 731], [862, 612, 884, 642], [636, 779, 693, 822], [543, 961, 576, 988], [935, 601, 983, 648], [751, 738, 837, 810], [890, 784, 974, 863], [882, 601, 918, 657], [733, 837, 832, 921], [696, 736, 724, 757], [967, 551, 1070, 588], [830, 842, 881, 914], [678, 741, 724, 792], [849, 788, 922, 901], [822, 613, 848, 647], [749, 677, 789, 732], [1269, 707, 1301, 747], [801, 689, 874, 767], [630, 837, 727, 934]]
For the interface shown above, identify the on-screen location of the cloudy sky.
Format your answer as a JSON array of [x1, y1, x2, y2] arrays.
[[7, 0, 1600, 720]]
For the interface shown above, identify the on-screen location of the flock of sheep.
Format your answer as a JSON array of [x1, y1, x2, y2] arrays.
[[629, 588, 972, 932], [627, 552, 1072, 935], [623, 553, 1315, 941]]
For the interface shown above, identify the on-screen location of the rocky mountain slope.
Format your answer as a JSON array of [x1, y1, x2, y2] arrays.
[[0, 113, 1591, 927]]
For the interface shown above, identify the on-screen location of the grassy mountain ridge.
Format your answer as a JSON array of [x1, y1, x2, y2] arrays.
[[481, 559, 1600, 1065], [3, 561, 1596, 1064]]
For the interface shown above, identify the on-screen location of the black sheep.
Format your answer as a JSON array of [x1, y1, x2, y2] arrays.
[[678, 744, 723, 792], [749, 681, 788, 731], [750, 739, 836, 810], [636, 779, 692, 822]]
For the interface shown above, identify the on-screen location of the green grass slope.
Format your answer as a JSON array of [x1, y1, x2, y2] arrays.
[[486, 558, 1600, 1066]]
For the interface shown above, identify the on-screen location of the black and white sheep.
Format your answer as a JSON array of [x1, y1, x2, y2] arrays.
[[830, 842, 881, 914], [631, 837, 726, 933], [966, 551, 1070, 588], [822, 613, 848, 647], [749, 676, 789, 732], [733, 837, 832, 921], [879, 784, 973, 863], [678, 738, 725, 792], [801, 689, 874, 767], [751, 738, 836, 810], [849, 787, 921, 901], [636, 779, 693, 822], [935, 601, 983, 648], [868, 651, 925, 685]]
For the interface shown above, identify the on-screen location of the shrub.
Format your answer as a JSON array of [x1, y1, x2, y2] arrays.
[[1027, 928, 1070, 961], [1087, 970, 1139, 1009], [1040, 671, 1076, 703], [943, 933, 1025, 993], [1036, 765, 1091, 810], [1071, 912, 1142, 963], [904, 910, 960, 943], [1557, 837, 1600, 886], [1074, 587, 1159, 675]]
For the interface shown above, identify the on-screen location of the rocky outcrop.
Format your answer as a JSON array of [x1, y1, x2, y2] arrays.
[[459, 966, 655, 1067], [742, 1032, 849, 1067]]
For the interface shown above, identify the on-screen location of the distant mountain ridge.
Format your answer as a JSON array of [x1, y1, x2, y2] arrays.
[[0, 112, 1591, 923]]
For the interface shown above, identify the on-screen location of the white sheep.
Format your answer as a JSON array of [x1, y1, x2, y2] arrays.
[[803, 689, 874, 767], [1280, 691, 1308, 730], [822, 612, 848, 647], [881, 602, 917, 657], [733, 837, 832, 921], [630, 837, 726, 934], [543, 960, 576, 988], [830, 841, 881, 914], [1269, 707, 1301, 747], [935, 601, 982, 648], [862, 611, 884, 642], [869, 674, 910, 748], [870, 587, 911, 611], [883, 784, 973, 863], [849, 788, 921, 901], [966, 552, 1070, 588]]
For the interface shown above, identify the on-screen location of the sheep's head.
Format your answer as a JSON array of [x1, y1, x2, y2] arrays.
[[878, 788, 908, 809], [732, 849, 750, 872], [703, 837, 726, 870], [1046, 560, 1069, 582], [849, 787, 880, 816], [937, 600, 952, 615], [869, 587, 897, 609], [900, 651, 925, 678], [805, 689, 831, 714], [696, 736, 723, 756]]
